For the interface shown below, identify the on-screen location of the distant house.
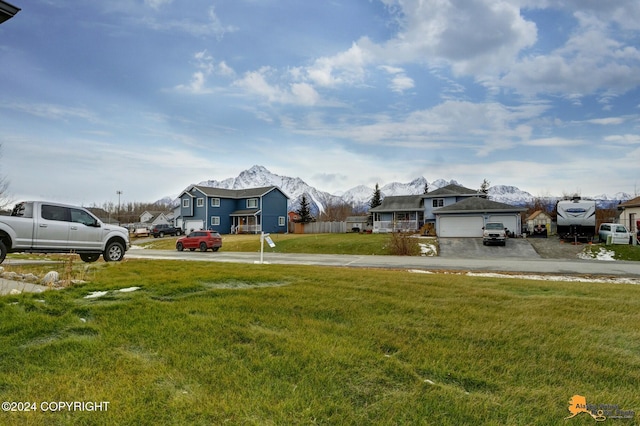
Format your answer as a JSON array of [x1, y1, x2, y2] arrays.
[[369, 184, 526, 236], [525, 210, 552, 237], [369, 195, 424, 233], [177, 185, 289, 234], [618, 196, 640, 236], [345, 216, 369, 233], [140, 211, 172, 226]]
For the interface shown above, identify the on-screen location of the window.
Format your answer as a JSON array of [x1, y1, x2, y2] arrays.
[[211, 198, 220, 207], [211, 216, 220, 226], [432, 199, 444, 208], [278, 216, 286, 226], [41, 204, 69, 222], [196, 198, 204, 207], [70, 208, 97, 226], [247, 198, 258, 208], [182, 199, 190, 208], [11, 202, 33, 218]]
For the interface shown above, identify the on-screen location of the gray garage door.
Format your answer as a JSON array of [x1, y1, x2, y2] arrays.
[[488, 215, 518, 235], [438, 215, 484, 237]]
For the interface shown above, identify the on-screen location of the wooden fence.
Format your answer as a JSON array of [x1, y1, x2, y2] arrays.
[[289, 221, 348, 234]]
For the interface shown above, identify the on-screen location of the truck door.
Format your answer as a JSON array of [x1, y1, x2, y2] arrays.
[[612, 225, 630, 244], [68, 208, 103, 250], [35, 204, 71, 250]]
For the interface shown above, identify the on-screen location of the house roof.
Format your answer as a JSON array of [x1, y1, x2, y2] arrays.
[[526, 210, 551, 221], [369, 195, 423, 212], [619, 196, 640, 208], [0, 1, 20, 24], [184, 185, 290, 200], [435, 197, 526, 214], [422, 184, 480, 198], [230, 209, 260, 216]]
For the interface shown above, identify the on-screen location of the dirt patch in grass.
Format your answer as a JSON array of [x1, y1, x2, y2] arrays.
[[201, 280, 290, 290]]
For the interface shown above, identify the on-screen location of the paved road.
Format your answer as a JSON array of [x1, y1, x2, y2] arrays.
[[126, 249, 640, 278]]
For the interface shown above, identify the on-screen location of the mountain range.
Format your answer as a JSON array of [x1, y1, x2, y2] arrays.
[[171, 165, 631, 214]]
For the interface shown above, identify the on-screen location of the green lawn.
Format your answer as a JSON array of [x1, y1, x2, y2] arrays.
[[138, 232, 434, 256], [1, 259, 639, 425]]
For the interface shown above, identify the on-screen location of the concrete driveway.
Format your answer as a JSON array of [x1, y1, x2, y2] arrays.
[[438, 238, 540, 259]]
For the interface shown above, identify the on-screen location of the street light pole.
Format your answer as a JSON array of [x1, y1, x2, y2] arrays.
[[116, 190, 122, 225]]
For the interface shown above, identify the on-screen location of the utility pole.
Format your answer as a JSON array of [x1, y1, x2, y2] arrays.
[[116, 190, 122, 225]]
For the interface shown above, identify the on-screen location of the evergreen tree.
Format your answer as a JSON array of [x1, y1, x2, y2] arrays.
[[423, 181, 429, 194], [295, 194, 314, 224], [480, 179, 490, 198], [369, 183, 382, 209], [368, 183, 382, 226]]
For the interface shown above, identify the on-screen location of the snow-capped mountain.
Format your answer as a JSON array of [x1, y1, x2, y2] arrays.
[[488, 185, 534, 205], [182, 165, 628, 214], [197, 165, 342, 215]]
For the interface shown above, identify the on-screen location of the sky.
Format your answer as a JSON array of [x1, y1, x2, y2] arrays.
[[1, 0, 639, 207]]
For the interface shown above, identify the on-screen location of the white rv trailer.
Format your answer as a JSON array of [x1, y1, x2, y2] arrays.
[[556, 197, 596, 241]]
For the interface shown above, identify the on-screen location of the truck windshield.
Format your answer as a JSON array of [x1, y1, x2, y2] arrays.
[[485, 223, 504, 230]]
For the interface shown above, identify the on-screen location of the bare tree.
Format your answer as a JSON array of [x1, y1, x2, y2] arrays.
[[0, 144, 11, 209], [318, 200, 353, 221]]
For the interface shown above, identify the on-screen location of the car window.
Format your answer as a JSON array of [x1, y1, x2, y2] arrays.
[[601, 224, 611, 231], [41, 204, 69, 222], [11, 202, 33, 218], [616, 226, 627, 232], [70, 208, 97, 226]]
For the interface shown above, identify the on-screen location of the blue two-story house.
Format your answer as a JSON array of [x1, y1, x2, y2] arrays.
[[177, 185, 289, 234]]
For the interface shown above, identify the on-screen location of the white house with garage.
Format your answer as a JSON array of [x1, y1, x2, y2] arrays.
[[370, 184, 526, 237], [434, 196, 526, 237]]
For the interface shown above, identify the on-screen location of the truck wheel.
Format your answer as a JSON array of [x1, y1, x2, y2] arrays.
[[176, 230, 182, 236], [176, 242, 184, 251], [80, 253, 100, 263], [199, 242, 208, 252], [159, 232, 165, 238], [0, 241, 6, 264], [104, 241, 125, 262]]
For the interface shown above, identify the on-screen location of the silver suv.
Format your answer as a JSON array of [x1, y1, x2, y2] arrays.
[[482, 222, 506, 246]]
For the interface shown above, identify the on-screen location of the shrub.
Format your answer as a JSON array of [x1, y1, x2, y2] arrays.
[[388, 231, 420, 256]]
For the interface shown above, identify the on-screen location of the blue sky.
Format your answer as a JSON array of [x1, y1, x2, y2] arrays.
[[1, 0, 639, 206]]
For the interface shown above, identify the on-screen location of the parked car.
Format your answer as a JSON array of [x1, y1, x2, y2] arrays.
[[598, 223, 632, 244], [176, 230, 222, 252], [482, 222, 506, 246], [151, 224, 182, 238]]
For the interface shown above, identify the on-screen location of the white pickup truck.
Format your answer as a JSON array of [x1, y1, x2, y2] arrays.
[[0, 201, 130, 264]]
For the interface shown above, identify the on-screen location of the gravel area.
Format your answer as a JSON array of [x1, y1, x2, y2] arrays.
[[525, 236, 589, 259]]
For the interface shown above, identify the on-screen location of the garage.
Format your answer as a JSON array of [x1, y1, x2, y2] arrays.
[[488, 214, 520, 236], [435, 197, 526, 238], [438, 215, 484, 237], [184, 220, 204, 233]]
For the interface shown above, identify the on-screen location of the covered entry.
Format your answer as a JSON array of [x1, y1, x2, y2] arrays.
[[231, 209, 261, 234]]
